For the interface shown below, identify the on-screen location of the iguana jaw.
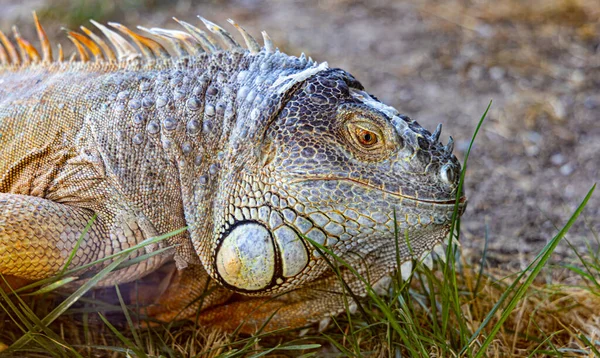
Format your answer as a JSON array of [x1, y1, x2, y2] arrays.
[[209, 171, 465, 296], [197, 226, 455, 334], [290, 177, 468, 207]]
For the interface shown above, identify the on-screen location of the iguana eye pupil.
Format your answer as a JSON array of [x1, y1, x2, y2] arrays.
[[356, 128, 378, 146]]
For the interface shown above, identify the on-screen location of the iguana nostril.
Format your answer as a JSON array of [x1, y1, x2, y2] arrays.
[[440, 164, 456, 184]]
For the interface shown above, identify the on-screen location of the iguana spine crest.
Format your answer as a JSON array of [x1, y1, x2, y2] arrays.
[[0, 12, 286, 70]]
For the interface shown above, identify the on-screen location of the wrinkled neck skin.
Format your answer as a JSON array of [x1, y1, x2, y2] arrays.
[[171, 50, 330, 278]]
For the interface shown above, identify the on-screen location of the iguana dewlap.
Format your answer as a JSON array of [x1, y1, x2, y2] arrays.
[[0, 14, 466, 332]]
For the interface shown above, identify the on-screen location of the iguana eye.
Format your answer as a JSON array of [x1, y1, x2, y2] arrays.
[[355, 127, 378, 146], [347, 122, 384, 151]]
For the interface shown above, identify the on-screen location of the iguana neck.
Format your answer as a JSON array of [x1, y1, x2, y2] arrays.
[[169, 50, 326, 270]]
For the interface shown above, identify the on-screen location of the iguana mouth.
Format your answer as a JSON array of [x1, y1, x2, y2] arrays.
[[414, 195, 468, 206], [290, 177, 468, 207]]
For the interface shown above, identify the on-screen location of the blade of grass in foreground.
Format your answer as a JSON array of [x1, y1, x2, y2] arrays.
[[115, 284, 143, 349], [305, 237, 403, 335], [12, 227, 185, 294], [24, 277, 79, 296], [3, 228, 183, 353], [465, 184, 596, 357], [0, 277, 63, 354], [579, 334, 600, 356], [59, 214, 97, 276], [98, 312, 147, 358], [4, 253, 130, 353], [442, 100, 491, 350]]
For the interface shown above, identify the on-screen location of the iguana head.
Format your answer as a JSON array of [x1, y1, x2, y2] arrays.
[[212, 67, 466, 297]]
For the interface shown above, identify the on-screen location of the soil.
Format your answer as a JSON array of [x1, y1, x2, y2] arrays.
[[1, 0, 598, 269]]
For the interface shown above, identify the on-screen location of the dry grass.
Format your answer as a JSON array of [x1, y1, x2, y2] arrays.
[[2, 255, 599, 357], [453, 269, 600, 356]]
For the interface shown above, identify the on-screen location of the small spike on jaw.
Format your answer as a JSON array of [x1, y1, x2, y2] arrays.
[[451, 236, 461, 248], [445, 136, 455, 154], [173, 17, 218, 53], [431, 123, 442, 142], [90, 20, 140, 62], [81, 25, 117, 62], [261, 31, 274, 53], [420, 251, 434, 270], [33, 11, 52, 63], [318, 316, 331, 332], [348, 303, 358, 314], [372, 275, 392, 296], [109, 22, 169, 59], [0, 30, 20, 65], [298, 328, 310, 337], [198, 16, 241, 50], [227, 19, 260, 54], [432, 243, 447, 264], [400, 260, 413, 281]]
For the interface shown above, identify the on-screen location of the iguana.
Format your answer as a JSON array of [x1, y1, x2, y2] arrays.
[[0, 13, 466, 333]]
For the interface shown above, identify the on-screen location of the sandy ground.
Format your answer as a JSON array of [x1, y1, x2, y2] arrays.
[[1, 0, 598, 269]]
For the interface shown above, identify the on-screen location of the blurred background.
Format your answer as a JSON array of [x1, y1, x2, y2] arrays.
[[1, 0, 598, 268]]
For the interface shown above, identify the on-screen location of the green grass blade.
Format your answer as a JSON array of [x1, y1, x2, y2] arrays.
[[0, 277, 57, 353], [73, 345, 136, 354], [247, 345, 280, 358], [17, 303, 84, 358], [578, 334, 600, 357], [115, 284, 143, 349], [113, 246, 174, 272], [473, 223, 489, 301], [442, 100, 491, 346], [305, 237, 403, 335], [5, 248, 132, 351], [0, 276, 34, 332], [297, 353, 318, 358], [468, 184, 595, 357], [98, 313, 147, 358], [59, 214, 97, 275], [0, 301, 27, 334], [24, 277, 78, 296], [276, 344, 321, 350], [13, 227, 185, 294]]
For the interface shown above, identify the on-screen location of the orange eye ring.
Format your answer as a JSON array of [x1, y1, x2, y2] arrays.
[[339, 108, 392, 160], [355, 127, 378, 146]]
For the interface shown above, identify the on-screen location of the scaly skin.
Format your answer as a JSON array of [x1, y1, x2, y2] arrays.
[[0, 16, 466, 332]]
